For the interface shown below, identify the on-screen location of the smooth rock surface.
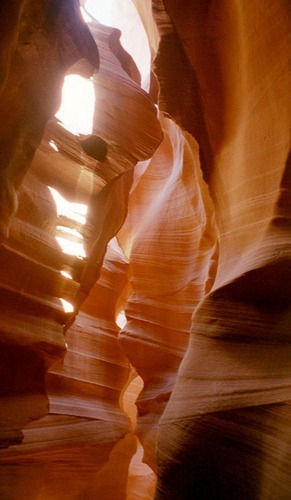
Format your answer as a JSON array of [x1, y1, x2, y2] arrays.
[[0, 1, 290, 499]]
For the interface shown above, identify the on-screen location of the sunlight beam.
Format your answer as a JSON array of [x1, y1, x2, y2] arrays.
[[48, 186, 88, 259], [48, 187, 87, 226], [59, 298, 74, 313], [55, 74, 95, 135]]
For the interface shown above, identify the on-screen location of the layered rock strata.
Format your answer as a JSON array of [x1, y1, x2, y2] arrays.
[[153, 1, 291, 498], [0, 0, 290, 499], [118, 113, 216, 470], [0, 0, 99, 451], [0, 2, 162, 498]]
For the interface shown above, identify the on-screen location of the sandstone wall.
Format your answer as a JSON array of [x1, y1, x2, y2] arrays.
[[0, 1, 290, 499]]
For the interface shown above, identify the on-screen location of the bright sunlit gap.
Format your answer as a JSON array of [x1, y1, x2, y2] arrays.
[[55, 235, 86, 259], [49, 140, 59, 152], [56, 226, 85, 238], [116, 310, 127, 329], [56, 225, 86, 257], [55, 74, 95, 135], [49, 186, 88, 313], [84, 0, 151, 91], [52, 62, 94, 314], [60, 270, 73, 280], [59, 298, 74, 313], [48, 187, 87, 225], [48, 186, 88, 259]]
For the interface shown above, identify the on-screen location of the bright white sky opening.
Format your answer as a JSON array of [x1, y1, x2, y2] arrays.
[[84, 0, 151, 91], [56, 1, 152, 135], [55, 75, 95, 135], [52, 2, 152, 321]]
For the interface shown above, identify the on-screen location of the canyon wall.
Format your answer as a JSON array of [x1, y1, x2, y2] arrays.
[[153, 1, 291, 498], [0, 1, 290, 499]]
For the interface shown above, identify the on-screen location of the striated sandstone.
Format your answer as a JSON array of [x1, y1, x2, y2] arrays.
[[0, 2, 162, 498], [153, 1, 291, 498], [118, 113, 216, 470], [0, 0, 290, 499]]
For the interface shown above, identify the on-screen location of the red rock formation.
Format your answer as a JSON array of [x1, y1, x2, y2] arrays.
[[152, 1, 291, 498], [0, 0, 290, 499], [118, 114, 216, 470], [0, 2, 162, 497], [0, 0, 99, 241], [0, 0, 99, 451]]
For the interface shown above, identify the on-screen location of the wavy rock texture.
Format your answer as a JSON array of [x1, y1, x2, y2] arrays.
[[153, 1, 291, 498], [0, 0, 99, 241], [0, 0, 99, 452], [0, 0, 290, 499], [0, 3, 162, 499], [0, 241, 133, 500], [118, 113, 216, 470]]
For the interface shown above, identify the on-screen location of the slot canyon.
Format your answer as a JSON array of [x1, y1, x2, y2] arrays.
[[0, 1, 290, 498]]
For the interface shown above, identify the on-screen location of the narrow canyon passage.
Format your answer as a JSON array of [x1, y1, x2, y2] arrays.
[[0, 1, 290, 499]]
